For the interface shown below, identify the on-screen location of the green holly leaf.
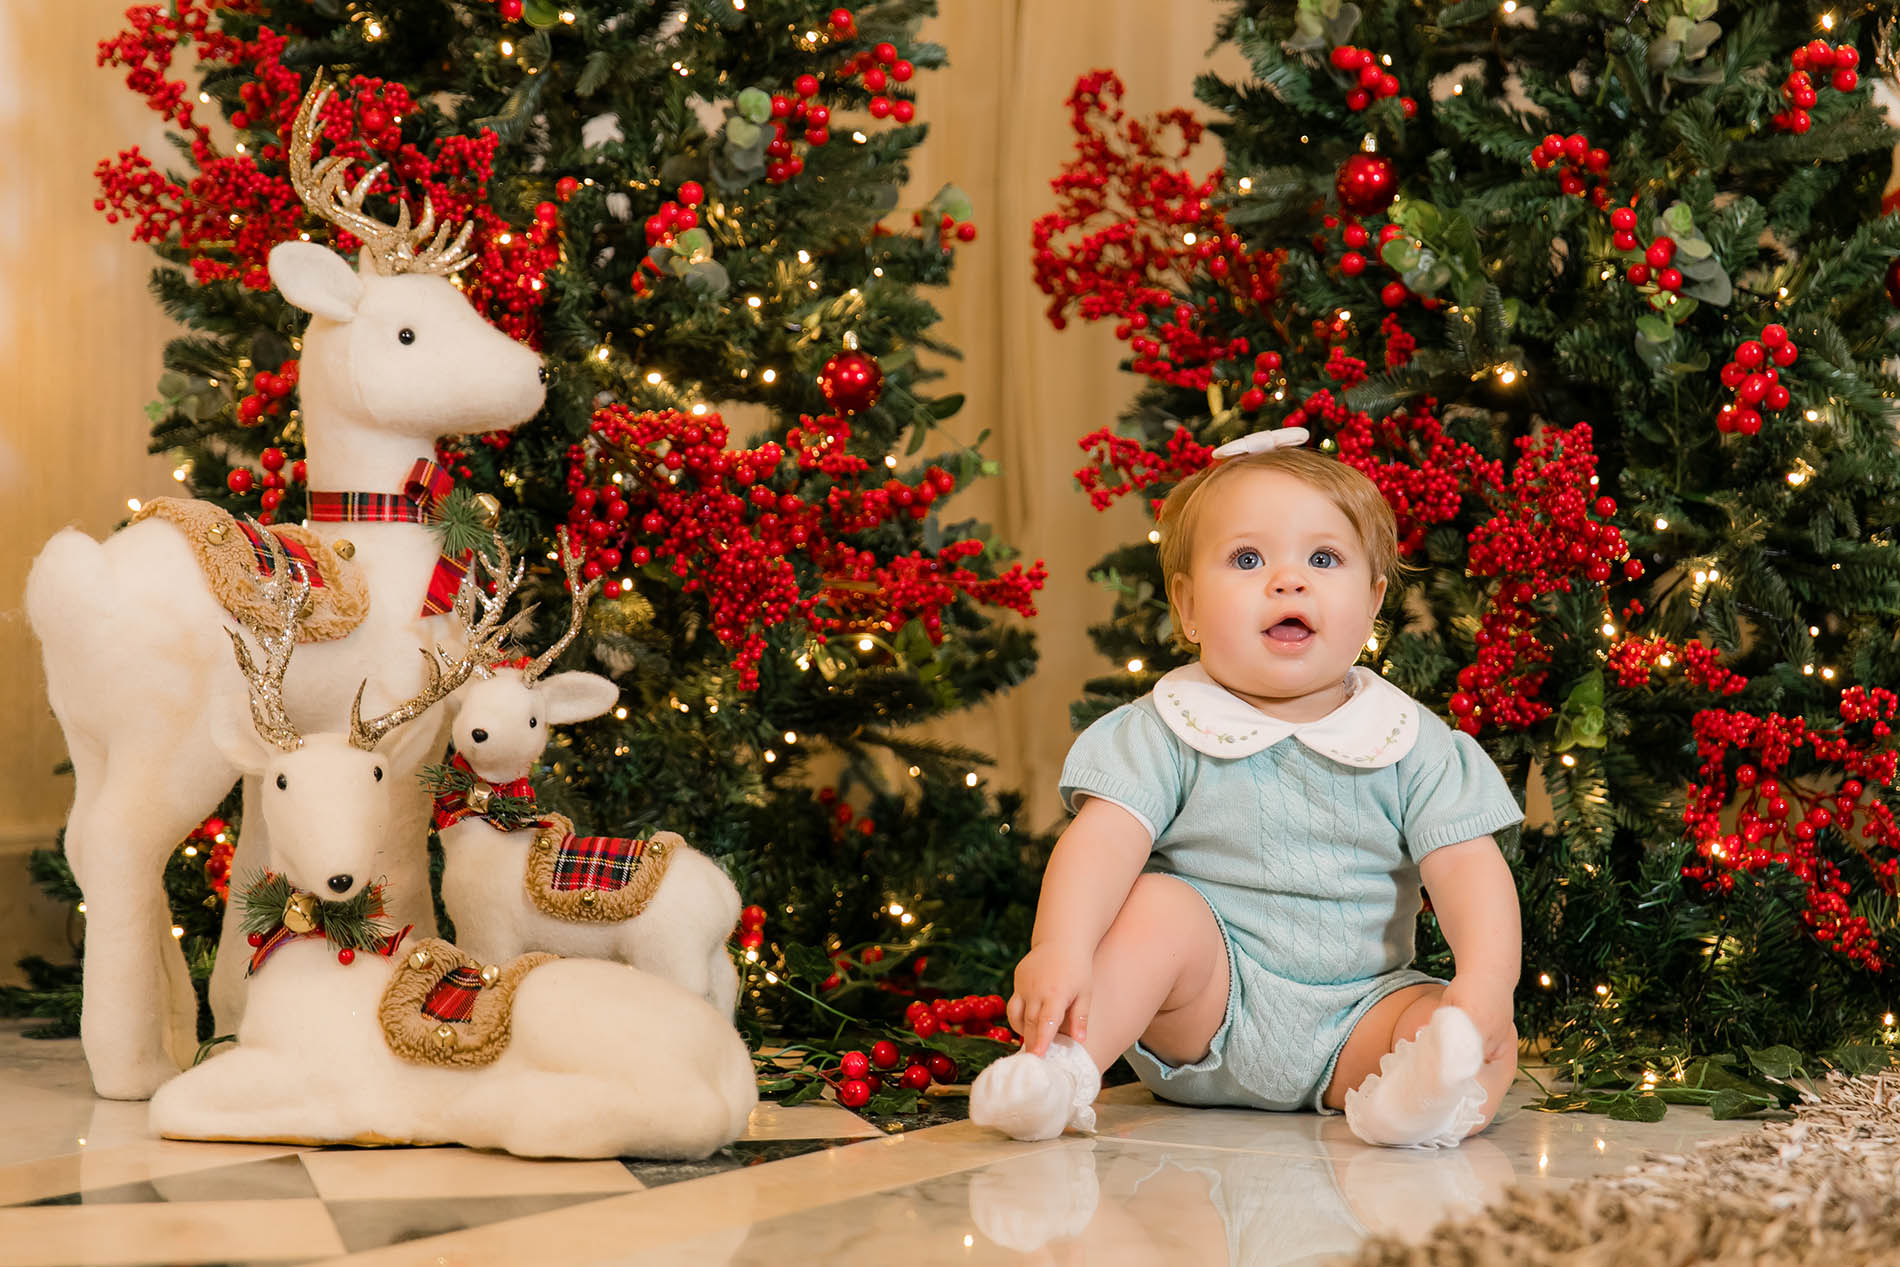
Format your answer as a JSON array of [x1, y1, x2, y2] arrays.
[[779, 1078, 828, 1106], [737, 88, 772, 124]]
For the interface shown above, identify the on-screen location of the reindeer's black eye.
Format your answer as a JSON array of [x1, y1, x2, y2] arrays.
[[275, 773, 288, 790], [529, 717, 539, 729], [398, 328, 416, 345], [373, 766, 384, 782]]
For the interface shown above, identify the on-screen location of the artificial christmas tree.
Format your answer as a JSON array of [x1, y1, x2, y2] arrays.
[[12, 0, 1048, 1104], [1038, 2, 1900, 1112]]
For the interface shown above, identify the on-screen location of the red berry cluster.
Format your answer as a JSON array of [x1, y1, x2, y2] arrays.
[[734, 903, 766, 953], [904, 996, 1014, 1043], [1334, 395, 1495, 557], [815, 785, 877, 853], [1606, 633, 1748, 694], [1326, 45, 1414, 116], [189, 815, 233, 902], [1715, 324, 1799, 436], [1032, 71, 1285, 394], [764, 26, 914, 185], [1773, 40, 1862, 133], [1610, 209, 1686, 296], [1074, 425, 1216, 513], [819, 938, 886, 991], [832, 1039, 961, 1109], [1681, 687, 1900, 970], [96, 9, 555, 341], [1529, 131, 1614, 206], [564, 407, 1045, 688], [639, 185, 705, 268], [225, 445, 308, 523], [1460, 425, 1636, 734], [235, 358, 298, 429]]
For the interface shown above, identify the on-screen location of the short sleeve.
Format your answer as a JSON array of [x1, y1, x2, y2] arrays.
[[1058, 703, 1184, 841], [1400, 729, 1524, 861]]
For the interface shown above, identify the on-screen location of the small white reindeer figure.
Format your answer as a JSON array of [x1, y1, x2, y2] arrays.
[[26, 76, 545, 1098], [434, 551, 742, 1015], [150, 546, 757, 1159]]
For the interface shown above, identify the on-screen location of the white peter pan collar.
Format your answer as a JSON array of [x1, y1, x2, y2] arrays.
[[1153, 661, 1420, 767]]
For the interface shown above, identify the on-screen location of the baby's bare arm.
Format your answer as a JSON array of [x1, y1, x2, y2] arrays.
[[1009, 797, 1153, 1051], [1419, 834, 1521, 1059]]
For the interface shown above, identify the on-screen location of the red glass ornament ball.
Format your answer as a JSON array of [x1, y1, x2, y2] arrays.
[[818, 349, 884, 413], [870, 1039, 900, 1069], [1335, 154, 1399, 216], [838, 1078, 871, 1108]]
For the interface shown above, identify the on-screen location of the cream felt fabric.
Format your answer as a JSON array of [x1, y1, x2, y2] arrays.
[[148, 937, 757, 1159], [24, 238, 546, 1100], [439, 669, 742, 1015]]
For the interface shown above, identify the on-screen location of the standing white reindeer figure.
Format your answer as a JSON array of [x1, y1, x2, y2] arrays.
[[24, 74, 545, 1099], [150, 546, 757, 1159], [434, 550, 742, 1015]]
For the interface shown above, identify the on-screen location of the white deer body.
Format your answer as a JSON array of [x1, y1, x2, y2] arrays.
[[437, 669, 742, 1016], [25, 130, 546, 1098], [147, 565, 757, 1160]]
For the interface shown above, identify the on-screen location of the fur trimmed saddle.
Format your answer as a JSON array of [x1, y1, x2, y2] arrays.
[[524, 814, 679, 923], [379, 938, 557, 1068]]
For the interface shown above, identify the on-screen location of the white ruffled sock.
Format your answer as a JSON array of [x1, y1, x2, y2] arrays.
[[969, 1035, 1101, 1141], [1343, 1006, 1489, 1149]]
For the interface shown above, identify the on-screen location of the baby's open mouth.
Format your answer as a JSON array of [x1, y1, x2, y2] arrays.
[[1266, 617, 1313, 642]]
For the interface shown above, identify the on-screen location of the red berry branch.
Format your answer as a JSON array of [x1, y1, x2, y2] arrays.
[[1772, 40, 1862, 134], [1680, 687, 1900, 971], [1031, 71, 1286, 397], [95, 1, 555, 341], [564, 407, 1047, 689]]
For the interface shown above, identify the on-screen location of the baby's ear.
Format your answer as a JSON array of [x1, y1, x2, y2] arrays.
[[537, 672, 619, 725]]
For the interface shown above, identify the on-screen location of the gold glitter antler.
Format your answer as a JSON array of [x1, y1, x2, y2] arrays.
[[288, 71, 475, 277], [226, 524, 312, 753], [348, 539, 524, 751], [522, 530, 601, 684]]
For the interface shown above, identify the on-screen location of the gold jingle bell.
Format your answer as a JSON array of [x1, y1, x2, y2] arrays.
[[409, 949, 433, 970], [465, 785, 493, 814], [204, 522, 229, 545], [473, 492, 502, 530], [580, 890, 598, 907], [433, 1023, 457, 1048], [479, 964, 501, 986], [282, 891, 320, 934], [333, 538, 356, 560]]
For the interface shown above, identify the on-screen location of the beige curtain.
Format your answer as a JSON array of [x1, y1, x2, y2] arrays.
[[0, 0, 1246, 978]]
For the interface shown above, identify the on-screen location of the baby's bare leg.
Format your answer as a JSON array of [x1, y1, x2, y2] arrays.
[[1076, 873, 1230, 1072], [1326, 984, 1515, 1146]]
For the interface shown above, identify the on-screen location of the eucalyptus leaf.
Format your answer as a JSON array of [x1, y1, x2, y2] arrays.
[[522, 0, 562, 28], [727, 117, 762, 149], [1662, 202, 1696, 237], [674, 227, 713, 260], [1677, 237, 1713, 260], [1680, 269, 1731, 307], [737, 87, 772, 124], [1682, 20, 1721, 59], [157, 370, 190, 398], [1636, 314, 1674, 343], [1646, 38, 1681, 70], [685, 259, 730, 296], [1382, 239, 1423, 271]]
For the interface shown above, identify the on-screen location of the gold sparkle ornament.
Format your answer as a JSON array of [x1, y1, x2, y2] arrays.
[[472, 493, 502, 530], [465, 785, 493, 814], [282, 891, 320, 934], [479, 964, 501, 985]]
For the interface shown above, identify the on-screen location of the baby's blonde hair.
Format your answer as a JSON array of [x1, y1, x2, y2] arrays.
[[1156, 447, 1402, 650]]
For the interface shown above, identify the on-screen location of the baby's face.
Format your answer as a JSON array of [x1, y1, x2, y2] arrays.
[[1175, 468, 1386, 711]]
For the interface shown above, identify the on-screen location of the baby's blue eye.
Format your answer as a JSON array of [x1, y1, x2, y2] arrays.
[[1230, 547, 1262, 570], [1310, 549, 1342, 568]]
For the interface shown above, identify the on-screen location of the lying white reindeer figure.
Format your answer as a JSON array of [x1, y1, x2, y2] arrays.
[[26, 74, 546, 1099], [433, 549, 742, 1015], [150, 545, 757, 1159]]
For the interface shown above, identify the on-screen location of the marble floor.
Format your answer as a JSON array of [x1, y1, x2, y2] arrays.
[[0, 1020, 1767, 1266]]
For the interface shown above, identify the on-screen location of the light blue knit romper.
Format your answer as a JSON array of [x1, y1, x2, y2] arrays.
[[1058, 675, 1524, 1112]]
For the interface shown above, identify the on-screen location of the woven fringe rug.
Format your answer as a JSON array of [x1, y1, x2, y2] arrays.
[[1349, 1073, 1900, 1266]]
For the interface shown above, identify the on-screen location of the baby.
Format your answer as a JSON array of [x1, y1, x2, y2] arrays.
[[971, 426, 1525, 1149]]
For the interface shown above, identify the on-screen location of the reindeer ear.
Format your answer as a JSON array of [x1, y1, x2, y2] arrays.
[[537, 672, 620, 725], [209, 690, 272, 778], [269, 241, 364, 322]]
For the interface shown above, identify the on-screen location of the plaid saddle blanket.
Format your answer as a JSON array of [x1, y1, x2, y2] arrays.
[[378, 939, 556, 1069], [524, 813, 680, 923]]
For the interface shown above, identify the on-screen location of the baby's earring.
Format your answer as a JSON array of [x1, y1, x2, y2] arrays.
[[1188, 628, 1198, 642]]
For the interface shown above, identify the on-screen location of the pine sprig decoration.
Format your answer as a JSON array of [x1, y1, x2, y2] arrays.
[[419, 762, 542, 831], [237, 871, 391, 954]]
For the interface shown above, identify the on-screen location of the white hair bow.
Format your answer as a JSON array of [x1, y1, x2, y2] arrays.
[[1211, 426, 1310, 459]]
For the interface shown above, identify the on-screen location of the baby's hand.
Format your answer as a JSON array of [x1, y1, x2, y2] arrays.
[[1006, 940, 1095, 1056], [1441, 976, 1517, 1064]]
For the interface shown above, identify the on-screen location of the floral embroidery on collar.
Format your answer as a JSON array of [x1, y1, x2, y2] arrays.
[[1150, 662, 1421, 767]]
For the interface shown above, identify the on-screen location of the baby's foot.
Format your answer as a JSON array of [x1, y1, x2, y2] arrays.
[[969, 1036, 1101, 1141], [1343, 1006, 1488, 1149], [967, 1142, 1101, 1251]]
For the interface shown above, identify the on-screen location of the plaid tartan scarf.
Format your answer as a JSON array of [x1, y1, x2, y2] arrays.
[[430, 752, 538, 832], [306, 458, 469, 616], [245, 921, 412, 976]]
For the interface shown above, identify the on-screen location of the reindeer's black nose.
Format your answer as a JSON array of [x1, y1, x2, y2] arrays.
[[537, 366, 549, 385], [471, 728, 489, 743], [327, 874, 354, 894]]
